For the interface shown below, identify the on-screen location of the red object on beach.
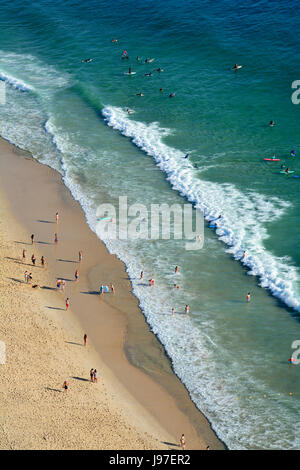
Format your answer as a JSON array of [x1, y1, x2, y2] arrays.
[[264, 158, 280, 161]]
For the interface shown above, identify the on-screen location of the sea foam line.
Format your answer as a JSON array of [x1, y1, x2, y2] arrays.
[[102, 105, 300, 312]]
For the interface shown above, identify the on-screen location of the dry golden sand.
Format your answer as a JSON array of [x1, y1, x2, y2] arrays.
[[0, 197, 168, 450], [0, 138, 224, 451]]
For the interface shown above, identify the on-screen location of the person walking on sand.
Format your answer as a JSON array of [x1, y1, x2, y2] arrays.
[[65, 298, 70, 310], [84, 334, 87, 347], [110, 283, 115, 294], [79, 251, 82, 263], [24, 271, 28, 283], [90, 368, 94, 382], [54, 233, 58, 244], [28, 273, 33, 284], [41, 255, 45, 267], [61, 279, 66, 291], [93, 369, 98, 383], [63, 381, 68, 392], [31, 234, 34, 245], [56, 212, 59, 223], [75, 270, 79, 282], [180, 434, 186, 450], [22, 249, 27, 261]]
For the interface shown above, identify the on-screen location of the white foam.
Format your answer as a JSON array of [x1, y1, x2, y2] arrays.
[[0, 71, 34, 92], [0, 50, 71, 96], [102, 105, 300, 312]]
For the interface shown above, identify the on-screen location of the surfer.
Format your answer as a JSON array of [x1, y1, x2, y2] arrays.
[[184, 154, 189, 159], [169, 93, 176, 98], [136, 92, 144, 96], [144, 72, 152, 76], [269, 120, 275, 127], [232, 63, 241, 70], [285, 167, 290, 174], [128, 67, 132, 74], [156, 68, 163, 72], [81, 58, 93, 63], [144, 58, 150, 63], [112, 38, 118, 43]]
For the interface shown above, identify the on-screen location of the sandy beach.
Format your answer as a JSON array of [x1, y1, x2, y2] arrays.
[[0, 137, 224, 450]]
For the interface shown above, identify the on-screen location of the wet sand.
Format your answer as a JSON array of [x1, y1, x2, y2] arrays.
[[0, 137, 225, 450]]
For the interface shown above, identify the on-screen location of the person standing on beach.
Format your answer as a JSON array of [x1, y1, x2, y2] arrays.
[[63, 381, 68, 392], [28, 273, 33, 284], [75, 270, 79, 282], [24, 271, 28, 283], [79, 251, 82, 263], [31, 254, 36, 266], [93, 369, 98, 383], [22, 249, 27, 262], [180, 434, 186, 450], [65, 298, 70, 310], [31, 234, 34, 245], [41, 256, 46, 267], [84, 334, 87, 347], [54, 233, 58, 244], [110, 283, 115, 294], [90, 368, 94, 382], [56, 212, 59, 224]]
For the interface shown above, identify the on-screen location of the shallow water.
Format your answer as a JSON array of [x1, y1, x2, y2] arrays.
[[0, 0, 300, 449]]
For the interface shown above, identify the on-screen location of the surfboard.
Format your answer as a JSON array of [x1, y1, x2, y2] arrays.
[[292, 175, 300, 178], [280, 170, 294, 174], [264, 158, 280, 161], [148, 58, 155, 63], [124, 72, 136, 75]]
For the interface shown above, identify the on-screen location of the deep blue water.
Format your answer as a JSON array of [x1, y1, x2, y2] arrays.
[[1, 0, 300, 449]]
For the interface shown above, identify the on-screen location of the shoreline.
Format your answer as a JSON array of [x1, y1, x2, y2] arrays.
[[0, 136, 225, 450]]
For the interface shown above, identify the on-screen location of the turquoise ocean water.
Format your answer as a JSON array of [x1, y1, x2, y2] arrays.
[[1, 0, 300, 449]]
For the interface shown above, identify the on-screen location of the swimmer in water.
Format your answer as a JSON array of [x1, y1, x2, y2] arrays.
[[290, 149, 296, 157], [156, 68, 163, 72], [281, 163, 286, 169], [144, 72, 152, 76], [136, 92, 144, 96], [269, 120, 275, 127], [246, 292, 251, 302], [136, 56, 141, 61], [81, 58, 93, 63], [159, 88, 163, 92], [112, 38, 118, 43]]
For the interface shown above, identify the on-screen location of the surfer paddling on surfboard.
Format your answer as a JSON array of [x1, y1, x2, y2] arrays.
[[232, 63, 242, 70]]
